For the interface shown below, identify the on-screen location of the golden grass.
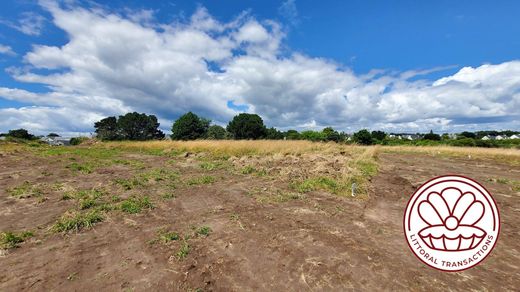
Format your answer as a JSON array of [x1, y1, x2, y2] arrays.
[[103, 140, 361, 157], [381, 145, 520, 165]]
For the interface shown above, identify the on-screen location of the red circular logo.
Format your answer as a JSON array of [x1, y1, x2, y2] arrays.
[[403, 175, 500, 272]]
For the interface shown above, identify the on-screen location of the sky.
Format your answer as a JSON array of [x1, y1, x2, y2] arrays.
[[0, 0, 519, 136]]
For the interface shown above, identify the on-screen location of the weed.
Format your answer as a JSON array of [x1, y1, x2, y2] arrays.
[[241, 165, 255, 174], [7, 181, 43, 198], [114, 177, 143, 190], [199, 161, 217, 170], [120, 196, 154, 214], [195, 226, 212, 237], [161, 193, 176, 200], [67, 162, 94, 174], [53, 210, 104, 233], [292, 177, 341, 194], [187, 175, 215, 185], [158, 229, 180, 243], [176, 242, 190, 260], [0, 230, 33, 249]]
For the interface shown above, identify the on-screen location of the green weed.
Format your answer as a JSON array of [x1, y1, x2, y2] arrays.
[[187, 175, 215, 185], [120, 196, 154, 214], [0, 230, 33, 249], [176, 242, 190, 260], [7, 181, 43, 198], [52, 210, 103, 233], [195, 226, 212, 237]]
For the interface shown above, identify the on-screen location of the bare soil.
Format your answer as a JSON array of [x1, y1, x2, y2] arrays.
[[0, 148, 519, 291]]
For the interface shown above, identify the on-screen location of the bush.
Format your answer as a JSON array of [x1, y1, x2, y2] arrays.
[[206, 125, 227, 139], [69, 137, 89, 145], [323, 127, 340, 142], [227, 113, 267, 139], [353, 129, 372, 145], [300, 130, 326, 142], [450, 138, 476, 147], [171, 112, 210, 140]]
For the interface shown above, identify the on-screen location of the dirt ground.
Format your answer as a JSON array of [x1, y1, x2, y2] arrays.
[[0, 146, 519, 291]]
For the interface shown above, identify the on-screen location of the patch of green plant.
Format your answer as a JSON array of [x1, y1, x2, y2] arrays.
[[114, 177, 144, 190], [488, 177, 520, 191], [155, 229, 180, 244], [67, 162, 93, 174], [161, 193, 176, 200], [195, 226, 212, 237], [7, 181, 43, 198], [0, 230, 33, 249], [292, 177, 342, 194], [176, 241, 190, 260], [112, 159, 145, 169], [120, 196, 154, 214], [199, 161, 217, 170], [187, 175, 215, 185], [52, 210, 103, 233], [241, 165, 255, 174]]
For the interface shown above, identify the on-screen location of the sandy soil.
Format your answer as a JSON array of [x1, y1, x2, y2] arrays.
[[0, 148, 519, 291]]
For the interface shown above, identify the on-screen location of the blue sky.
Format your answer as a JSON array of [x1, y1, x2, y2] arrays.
[[0, 0, 519, 135]]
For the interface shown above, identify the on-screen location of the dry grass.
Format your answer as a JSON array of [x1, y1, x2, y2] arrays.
[[103, 140, 357, 157], [381, 145, 520, 165]]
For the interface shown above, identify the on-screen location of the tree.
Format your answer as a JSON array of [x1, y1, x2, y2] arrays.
[[117, 112, 165, 140], [206, 125, 227, 140], [47, 133, 60, 138], [323, 127, 340, 142], [266, 127, 284, 140], [7, 129, 35, 140], [171, 112, 209, 140], [423, 130, 441, 141], [285, 130, 301, 140], [300, 130, 326, 141], [371, 130, 386, 141], [459, 131, 476, 139], [226, 113, 266, 139], [94, 116, 119, 141], [353, 129, 372, 145]]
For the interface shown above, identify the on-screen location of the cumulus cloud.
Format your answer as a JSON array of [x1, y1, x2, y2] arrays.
[[0, 1, 519, 135]]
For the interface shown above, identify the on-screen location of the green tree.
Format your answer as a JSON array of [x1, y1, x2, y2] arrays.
[[171, 112, 209, 140], [47, 133, 60, 138], [322, 127, 340, 142], [423, 130, 441, 141], [300, 130, 326, 142], [117, 112, 165, 140], [94, 116, 120, 140], [371, 130, 386, 142], [285, 130, 301, 140], [206, 125, 227, 139], [353, 129, 372, 145], [459, 131, 476, 139], [226, 113, 267, 139], [7, 129, 35, 140], [266, 127, 284, 139]]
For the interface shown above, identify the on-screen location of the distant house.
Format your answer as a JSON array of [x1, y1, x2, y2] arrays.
[[40, 137, 70, 146], [0, 136, 5, 141], [495, 135, 505, 140], [481, 135, 492, 140], [448, 133, 458, 140], [510, 134, 520, 139]]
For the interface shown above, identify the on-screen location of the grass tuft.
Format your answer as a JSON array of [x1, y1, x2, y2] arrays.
[[0, 231, 33, 249], [187, 175, 215, 185], [52, 210, 103, 233], [120, 196, 154, 214]]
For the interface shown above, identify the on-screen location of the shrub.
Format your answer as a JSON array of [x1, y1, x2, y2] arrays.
[[206, 125, 227, 139], [69, 137, 89, 145], [353, 129, 372, 145]]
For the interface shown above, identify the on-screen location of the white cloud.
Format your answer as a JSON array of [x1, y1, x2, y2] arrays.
[[0, 12, 46, 36], [0, 44, 16, 56], [0, 1, 519, 135]]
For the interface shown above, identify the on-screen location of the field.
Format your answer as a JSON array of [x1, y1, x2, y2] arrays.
[[1, 140, 519, 291]]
